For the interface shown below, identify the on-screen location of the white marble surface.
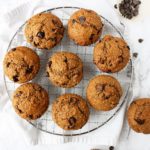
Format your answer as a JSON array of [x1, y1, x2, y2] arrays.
[[0, 0, 150, 150]]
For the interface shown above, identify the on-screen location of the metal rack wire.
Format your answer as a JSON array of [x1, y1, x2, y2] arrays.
[[4, 7, 132, 136]]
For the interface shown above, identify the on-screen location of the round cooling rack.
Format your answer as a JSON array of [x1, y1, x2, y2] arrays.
[[4, 7, 133, 136]]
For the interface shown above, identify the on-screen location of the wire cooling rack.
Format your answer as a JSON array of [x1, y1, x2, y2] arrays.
[[4, 7, 132, 136]]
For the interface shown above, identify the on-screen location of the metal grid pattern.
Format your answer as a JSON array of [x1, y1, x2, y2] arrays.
[[4, 7, 132, 136]]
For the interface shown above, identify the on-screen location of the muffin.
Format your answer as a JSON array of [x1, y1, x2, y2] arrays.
[[25, 12, 64, 50], [93, 35, 130, 73], [127, 98, 150, 134], [47, 51, 83, 88], [12, 83, 49, 120], [86, 75, 122, 111], [68, 8, 103, 46], [3, 46, 40, 83], [52, 93, 89, 130]]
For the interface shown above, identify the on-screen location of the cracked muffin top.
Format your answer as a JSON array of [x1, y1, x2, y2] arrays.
[[52, 93, 89, 130], [68, 8, 103, 46], [46, 51, 83, 88], [93, 35, 130, 73], [25, 12, 64, 50], [86, 75, 122, 111], [3, 46, 40, 83], [127, 98, 150, 134]]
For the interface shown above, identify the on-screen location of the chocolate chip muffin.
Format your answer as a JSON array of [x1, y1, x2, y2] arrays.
[[47, 51, 83, 88], [68, 9, 103, 46], [52, 93, 89, 130], [93, 35, 130, 73], [25, 12, 64, 50], [127, 98, 150, 134], [3, 46, 40, 83], [12, 83, 49, 120], [86, 75, 122, 111]]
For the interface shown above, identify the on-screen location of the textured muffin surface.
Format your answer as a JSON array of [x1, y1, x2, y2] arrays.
[[68, 9, 103, 46], [93, 35, 130, 73], [86, 75, 122, 111], [3, 46, 40, 83], [25, 13, 64, 49], [127, 98, 150, 134], [12, 83, 49, 120], [52, 93, 89, 130], [47, 51, 83, 88]]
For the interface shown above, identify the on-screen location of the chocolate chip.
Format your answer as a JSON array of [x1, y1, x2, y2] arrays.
[[114, 4, 118, 9], [127, 45, 130, 50], [51, 28, 56, 32], [96, 84, 105, 92], [13, 75, 19, 82], [46, 71, 49, 77], [26, 66, 33, 74], [33, 42, 39, 46], [133, 52, 138, 58], [63, 57, 68, 63], [138, 38, 143, 43], [135, 118, 145, 125], [28, 114, 33, 119], [72, 19, 76, 24], [12, 48, 16, 51], [15, 91, 23, 97], [118, 56, 123, 63], [6, 62, 10, 67], [49, 37, 56, 42], [68, 117, 76, 127], [89, 34, 95, 41], [37, 32, 45, 38], [109, 146, 114, 150], [48, 61, 52, 67], [17, 108, 23, 113], [78, 16, 86, 24]]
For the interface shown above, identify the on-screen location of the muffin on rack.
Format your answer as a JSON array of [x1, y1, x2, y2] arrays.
[[12, 83, 49, 120], [93, 35, 130, 73], [86, 75, 122, 111], [3, 46, 40, 83], [68, 8, 103, 46], [127, 98, 150, 134], [46, 51, 83, 88], [52, 93, 89, 130], [25, 12, 64, 50]]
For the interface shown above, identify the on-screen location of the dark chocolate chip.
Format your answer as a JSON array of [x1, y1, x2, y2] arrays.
[[134, 118, 145, 125], [33, 42, 39, 46], [78, 16, 86, 24], [51, 28, 56, 32], [49, 37, 56, 42], [28, 114, 33, 119], [37, 32, 45, 38], [12, 48, 16, 51], [133, 52, 138, 58], [89, 34, 95, 41], [138, 38, 143, 43], [63, 57, 68, 63], [109, 146, 114, 150], [15, 91, 23, 97], [17, 108, 23, 113], [46, 71, 49, 77], [72, 19, 76, 24], [13, 75, 19, 82], [48, 61, 52, 67], [68, 117, 76, 127], [96, 84, 105, 92], [26, 66, 33, 74], [127, 45, 130, 50], [106, 70, 112, 73], [114, 4, 118, 9], [6, 62, 10, 67]]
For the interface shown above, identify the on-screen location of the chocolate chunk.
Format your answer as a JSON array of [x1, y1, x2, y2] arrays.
[[138, 38, 143, 43], [63, 57, 68, 63], [49, 37, 56, 42], [37, 32, 45, 38], [13, 75, 19, 82], [69, 117, 76, 127], [28, 114, 33, 119], [127, 45, 130, 50], [133, 52, 138, 58], [79, 16, 86, 24], [12, 48, 16, 51], [96, 84, 105, 92], [109, 146, 114, 150], [26, 66, 33, 74], [17, 108, 23, 113], [6, 62, 10, 67], [46, 71, 49, 77], [114, 4, 118, 9], [135, 118, 145, 125], [72, 19, 76, 24], [15, 91, 23, 97], [89, 34, 95, 41], [33, 42, 39, 46], [51, 28, 56, 32], [48, 61, 52, 68]]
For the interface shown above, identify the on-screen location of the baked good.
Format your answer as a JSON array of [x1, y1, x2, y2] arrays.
[[86, 75, 122, 111], [3, 46, 40, 83], [12, 83, 49, 120], [52, 93, 89, 130], [68, 8, 103, 46], [127, 98, 150, 134], [93, 35, 130, 73], [47, 51, 83, 88], [25, 12, 64, 50]]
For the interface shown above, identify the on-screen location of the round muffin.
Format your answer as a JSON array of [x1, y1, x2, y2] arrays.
[[3, 46, 40, 83], [68, 9, 103, 46], [86, 75, 122, 111], [93, 35, 130, 73], [52, 93, 89, 130], [25, 12, 64, 50], [12, 83, 49, 120], [47, 51, 83, 88], [127, 98, 150, 134]]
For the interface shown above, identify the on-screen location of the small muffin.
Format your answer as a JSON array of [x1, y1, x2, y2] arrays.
[[68, 9, 103, 46], [52, 93, 89, 130], [127, 98, 150, 134], [25, 13, 64, 50], [12, 83, 49, 120], [93, 35, 130, 73], [86, 75, 122, 111], [3, 46, 40, 83], [47, 51, 83, 88]]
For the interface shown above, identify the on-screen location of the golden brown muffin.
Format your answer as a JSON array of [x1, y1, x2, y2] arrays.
[[127, 98, 150, 134], [86, 75, 122, 111], [25, 13, 64, 50], [47, 51, 83, 88], [93, 35, 130, 73], [12, 83, 49, 120], [52, 93, 89, 130], [3, 46, 40, 83], [68, 9, 103, 46]]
